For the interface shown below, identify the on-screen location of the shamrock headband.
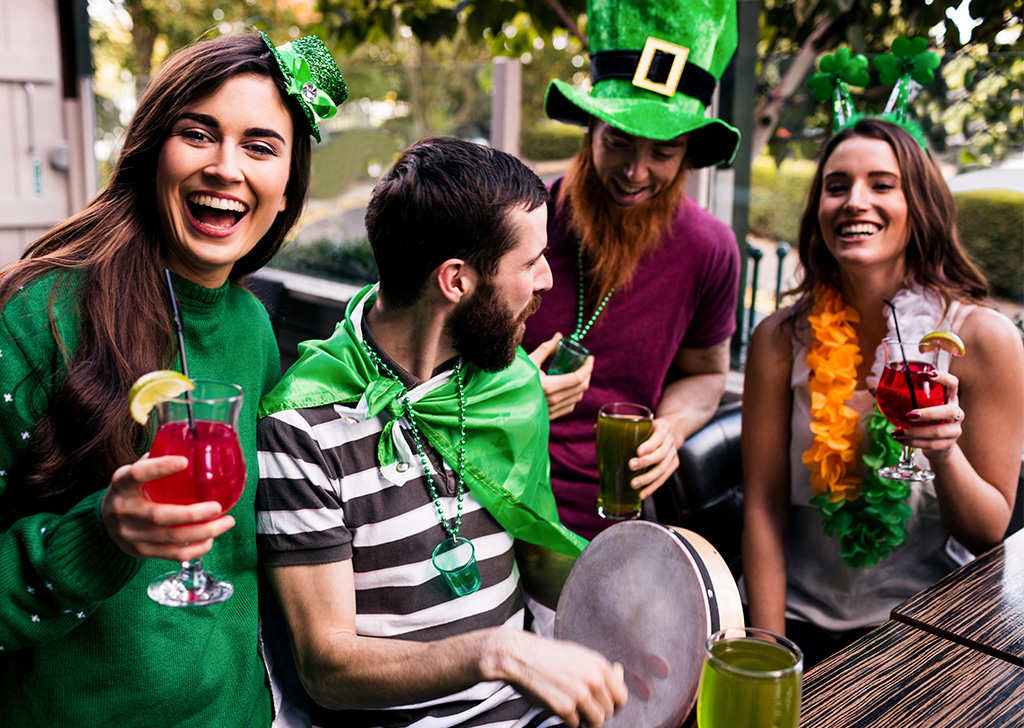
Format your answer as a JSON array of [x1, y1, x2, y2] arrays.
[[260, 32, 348, 143], [808, 36, 941, 147]]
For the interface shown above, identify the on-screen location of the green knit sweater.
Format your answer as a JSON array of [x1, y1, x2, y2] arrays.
[[0, 271, 279, 727]]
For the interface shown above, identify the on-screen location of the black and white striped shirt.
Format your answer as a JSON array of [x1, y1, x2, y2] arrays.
[[257, 395, 560, 728]]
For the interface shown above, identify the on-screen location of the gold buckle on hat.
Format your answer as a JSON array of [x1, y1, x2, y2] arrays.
[[632, 36, 689, 97]]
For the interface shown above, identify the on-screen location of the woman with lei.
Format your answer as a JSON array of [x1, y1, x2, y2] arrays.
[[741, 116, 1023, 668]]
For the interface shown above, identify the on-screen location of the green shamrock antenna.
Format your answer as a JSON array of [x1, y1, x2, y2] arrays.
[[874, 36, 941, 125], [809, 36, 940, 147], [807, 48, 871, 131]]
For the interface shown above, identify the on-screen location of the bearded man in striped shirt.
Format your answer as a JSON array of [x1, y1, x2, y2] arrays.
[[255, 137, 627, 728]]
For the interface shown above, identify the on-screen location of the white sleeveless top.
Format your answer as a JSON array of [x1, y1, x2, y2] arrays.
[[783, 286, 974, 632]]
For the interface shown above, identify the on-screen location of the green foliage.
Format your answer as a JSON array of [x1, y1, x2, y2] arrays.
[[757, 0, 1023, 167], [90, 0, 308, 160], [318, 0, 588, 136], [520, 122, 583, 161], [748, 156, 816, 243], [954, 190, 1024, 303], [319, 0, 587, 50], [272, 235, 379, 286], [311, 128, 403, 199]]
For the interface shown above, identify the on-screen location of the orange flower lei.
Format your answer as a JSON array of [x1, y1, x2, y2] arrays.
[[802, 286, 864, 502], [802, 286, 911, 568]]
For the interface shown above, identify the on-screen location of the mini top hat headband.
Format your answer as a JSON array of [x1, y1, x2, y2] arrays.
[[808, 35, 940, 147], [545, 0, 741, 169], [260, 31, 348, 143]]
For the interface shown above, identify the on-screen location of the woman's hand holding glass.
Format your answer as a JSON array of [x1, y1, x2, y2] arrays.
[[889, 367, 964, 465], [100, 455, 235, 563]]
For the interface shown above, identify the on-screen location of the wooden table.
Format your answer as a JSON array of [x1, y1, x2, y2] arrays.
[[799, 531, 1024, 726], [799, 621, 1024, 727], [891, 530, 1024, 665]]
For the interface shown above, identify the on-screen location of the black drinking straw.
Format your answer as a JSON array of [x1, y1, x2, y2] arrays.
[[164, 269, 196, 431], [883, 299, 919, 410]]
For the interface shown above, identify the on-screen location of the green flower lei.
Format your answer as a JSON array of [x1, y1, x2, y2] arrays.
[[811, 408, 910, 568]]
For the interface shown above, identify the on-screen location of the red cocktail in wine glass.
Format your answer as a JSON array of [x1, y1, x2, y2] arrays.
[[145, 379, 245, 607], [875, 339, 945, 481]]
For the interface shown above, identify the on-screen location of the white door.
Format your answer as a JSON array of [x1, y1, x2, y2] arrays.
[[0, 0, 95, 265]]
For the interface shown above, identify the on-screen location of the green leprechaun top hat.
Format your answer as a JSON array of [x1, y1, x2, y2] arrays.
[[261, 31, 348, 143], [546, 0, 741, 168]]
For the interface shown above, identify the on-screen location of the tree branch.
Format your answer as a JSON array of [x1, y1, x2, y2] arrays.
[[749, 14, 839, 163], [539, 0, 588, 52]]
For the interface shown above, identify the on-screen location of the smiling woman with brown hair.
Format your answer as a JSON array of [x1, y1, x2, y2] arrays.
[[0, 30, 346, 726], [742, 116, 1024, 669]]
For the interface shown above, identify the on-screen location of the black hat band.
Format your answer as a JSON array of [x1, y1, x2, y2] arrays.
[[591, 49, 716, 106]]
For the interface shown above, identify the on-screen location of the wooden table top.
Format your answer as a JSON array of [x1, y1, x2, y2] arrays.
[[890, 530, 1024, 665], [799, 621, 1024, 727]]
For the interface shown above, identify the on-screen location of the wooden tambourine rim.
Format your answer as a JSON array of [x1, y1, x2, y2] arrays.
[[554, 521, 744, 728], [663, 525, 745, 633]]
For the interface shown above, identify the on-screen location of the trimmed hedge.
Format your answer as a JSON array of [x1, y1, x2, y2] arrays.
[[748, 157, 1023, 303], [521, 123, 584, 162], [310, 128, 401, 200], [272, 236, 379, 286], [748, 156, 815, 245], [954, 190, 1024, 302]]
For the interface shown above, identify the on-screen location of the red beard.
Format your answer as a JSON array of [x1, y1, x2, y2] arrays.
[[558, 138, 690, 308]]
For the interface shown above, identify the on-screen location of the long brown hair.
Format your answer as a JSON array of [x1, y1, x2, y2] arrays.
[[790, 117, 988, 318], [558, 133, 690, 308], [0, 32, 312, 519]]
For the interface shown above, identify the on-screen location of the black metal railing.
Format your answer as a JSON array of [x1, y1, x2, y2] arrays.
[[736, 238, 793, 368]]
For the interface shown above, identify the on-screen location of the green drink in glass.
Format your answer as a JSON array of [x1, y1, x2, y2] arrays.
[[697, 627, 802, 728], [595, 402, 653, 520]]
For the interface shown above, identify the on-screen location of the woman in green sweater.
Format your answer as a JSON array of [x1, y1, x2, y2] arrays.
[[0, 32, 345, 726]]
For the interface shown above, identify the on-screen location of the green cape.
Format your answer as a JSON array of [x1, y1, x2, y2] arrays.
[[259, 285, 587, 557]]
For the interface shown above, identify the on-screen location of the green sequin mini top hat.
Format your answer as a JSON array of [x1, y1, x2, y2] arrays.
[[261, 32, 348, 143], [808, 35, 941, 147], [545, 0, 741, 169]]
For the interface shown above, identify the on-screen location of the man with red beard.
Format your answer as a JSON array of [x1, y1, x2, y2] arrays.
[[523, 0, 743, 540], [255, 138, 626, 728]]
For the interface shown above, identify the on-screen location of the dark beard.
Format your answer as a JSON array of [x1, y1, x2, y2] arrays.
[[447, 278, 542, 372]]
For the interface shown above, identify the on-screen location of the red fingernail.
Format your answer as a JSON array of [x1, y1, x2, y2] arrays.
[[893, 428, 905, 438], [906, 412, 921, 421]]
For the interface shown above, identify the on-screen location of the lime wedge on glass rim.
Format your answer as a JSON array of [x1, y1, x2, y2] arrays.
[[128, 370, 194, 424], [919, 331, 966, 357]]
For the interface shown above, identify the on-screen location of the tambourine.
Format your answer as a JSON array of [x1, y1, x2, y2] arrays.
[[554, 520, 744, 727]]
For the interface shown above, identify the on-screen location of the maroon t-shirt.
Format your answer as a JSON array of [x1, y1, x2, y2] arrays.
[[522, 179, 740, 539]]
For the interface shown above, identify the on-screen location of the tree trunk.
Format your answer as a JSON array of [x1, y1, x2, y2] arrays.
[[748, 15, 837, 163]]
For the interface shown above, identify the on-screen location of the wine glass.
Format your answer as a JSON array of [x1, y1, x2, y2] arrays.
[[697, 627, 803, 728], [875, 339, 947, 482], [145, 379, 246, 607]]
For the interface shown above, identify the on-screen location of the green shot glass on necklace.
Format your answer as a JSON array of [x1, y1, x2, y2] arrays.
[[361, 342, 481, 597], [547, 239, 614, 376], [431, 537, 481, 597]]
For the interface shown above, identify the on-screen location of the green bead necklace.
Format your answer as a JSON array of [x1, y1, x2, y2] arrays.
[[568, 238, 614, 343], [361, 342, 469, 541]]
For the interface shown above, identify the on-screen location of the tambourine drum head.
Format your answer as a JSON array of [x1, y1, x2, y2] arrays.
[[554, 521, 742, 728]]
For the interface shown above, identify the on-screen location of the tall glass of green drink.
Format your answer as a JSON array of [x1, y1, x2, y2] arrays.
[[697, 627, 802, 728], [595, 402, 653, 520]]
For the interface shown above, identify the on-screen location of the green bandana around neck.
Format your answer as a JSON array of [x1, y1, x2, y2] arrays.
[[259, 285, 588, 557]]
